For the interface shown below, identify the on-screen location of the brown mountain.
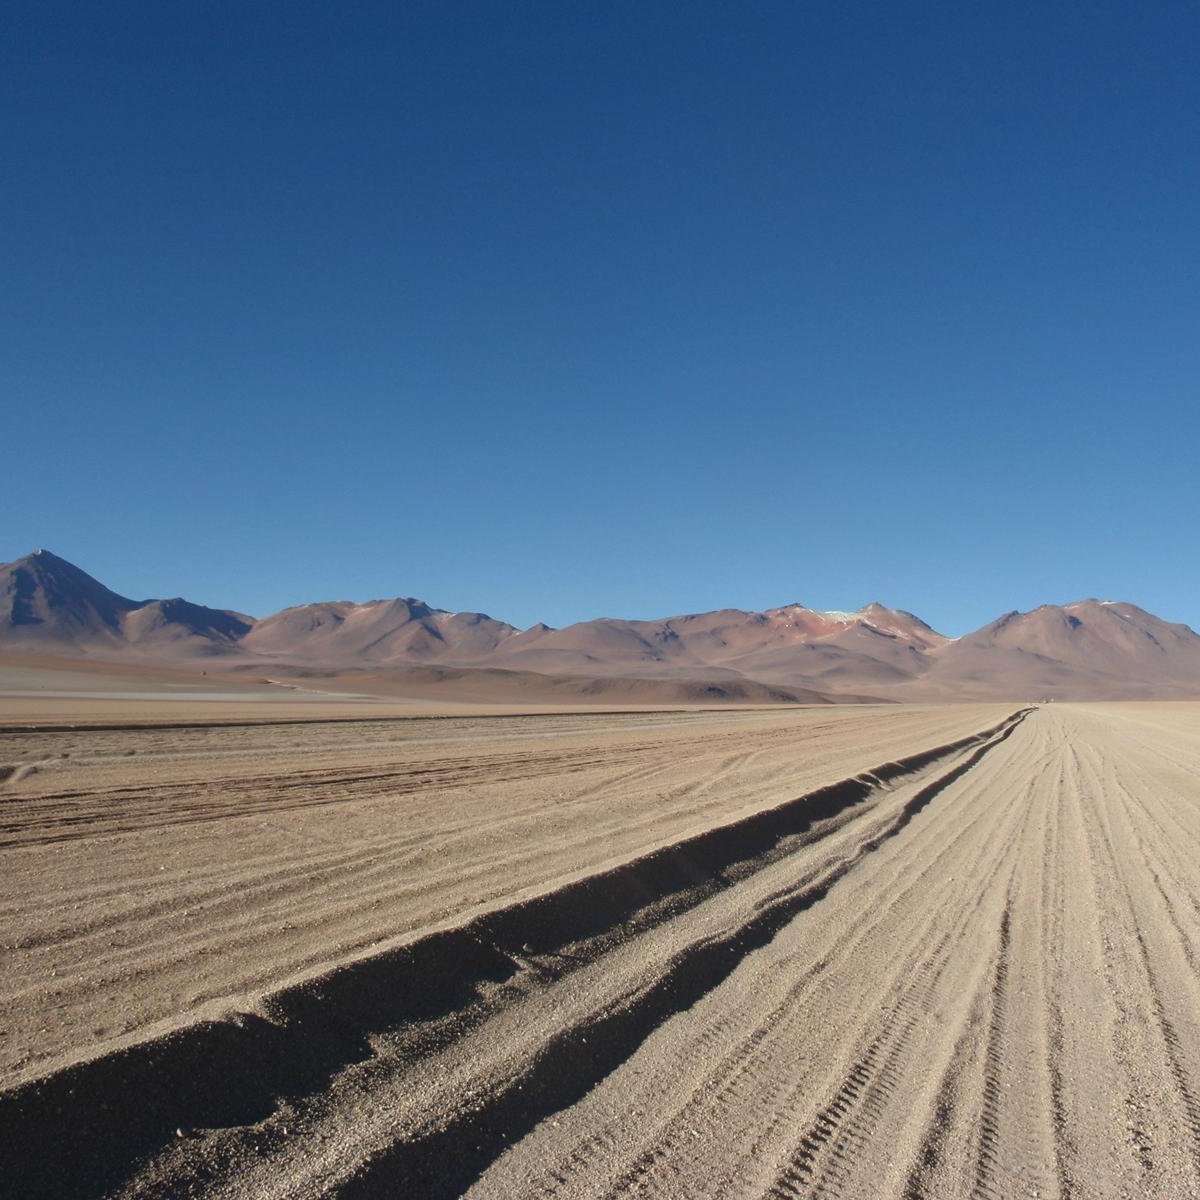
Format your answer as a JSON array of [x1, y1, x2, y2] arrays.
[[4, 551, 1200, 700], [917, 600, 1200, 700], [0, 550, 252, 656], [484, 602, 946, 690], [240, 599, 519, 664]]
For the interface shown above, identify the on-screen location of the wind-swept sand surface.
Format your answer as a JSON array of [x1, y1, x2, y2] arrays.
[[4, 703, 1200, 1198]]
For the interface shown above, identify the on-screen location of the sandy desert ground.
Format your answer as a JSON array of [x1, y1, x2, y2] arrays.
[[3, 701, 1200, 1198]]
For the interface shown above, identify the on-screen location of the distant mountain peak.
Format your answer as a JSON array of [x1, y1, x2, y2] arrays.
[[4, 550, 1200, 701], [20, 547, 94, 575], [0, 550, 247, 655]]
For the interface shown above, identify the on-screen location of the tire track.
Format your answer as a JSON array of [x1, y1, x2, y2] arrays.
[[1099, 782, 1200, 1178], [4, 707, 1018, 1094], [486, 713, 1048, 1200], [766, 803, 1033, 1200], [767, 928, 964, 1199], [1037, 747, 1075, 1200], [332, 723, 1027, 1200], [1072, 732, 1200, 1193], [26, 703, 1200, 1200], [471, 706, 1200, 1200], [969, 899, 1013, 1200], [0, 711, 1030, 1200]]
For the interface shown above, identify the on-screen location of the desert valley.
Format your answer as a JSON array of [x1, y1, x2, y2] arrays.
[[4, 551, 1200, 1198], [10, 3, 1198, 1195]]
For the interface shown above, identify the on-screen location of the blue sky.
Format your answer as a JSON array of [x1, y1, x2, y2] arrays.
[[4, 2, 1198, 635]]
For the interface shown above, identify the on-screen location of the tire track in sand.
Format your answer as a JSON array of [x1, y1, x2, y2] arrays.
[[0, 712, 1029, 1200]]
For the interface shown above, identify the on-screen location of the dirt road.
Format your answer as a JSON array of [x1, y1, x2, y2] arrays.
[[4, 703, 1200, 1198]]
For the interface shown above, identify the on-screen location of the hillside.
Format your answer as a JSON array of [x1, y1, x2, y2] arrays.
[[4, 550, 1200, 700]]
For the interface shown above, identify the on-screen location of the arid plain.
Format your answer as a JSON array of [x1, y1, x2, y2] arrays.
[[8, 3, 1197, 1196], [6, 551, 1200, 1197], [5, 697, 1200, 1199]]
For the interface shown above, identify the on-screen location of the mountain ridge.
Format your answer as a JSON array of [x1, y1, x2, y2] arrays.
[[3, 549, 1198, 700]]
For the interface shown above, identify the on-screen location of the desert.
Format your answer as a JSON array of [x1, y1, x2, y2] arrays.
[[7, 5, 1199, 1196], [6, 551, 1200, 1196], [6, 694, 1200, 1197]]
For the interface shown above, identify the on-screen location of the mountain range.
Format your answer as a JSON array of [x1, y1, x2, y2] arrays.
[[3, 548, 1200, 702]]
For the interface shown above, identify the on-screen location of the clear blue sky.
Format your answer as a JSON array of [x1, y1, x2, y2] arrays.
[[4, 2, 1198, 635]]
